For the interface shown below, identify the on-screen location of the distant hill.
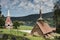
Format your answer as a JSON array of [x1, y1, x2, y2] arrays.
[[10, 12, 54, 21], [5, 12, 54, 26]]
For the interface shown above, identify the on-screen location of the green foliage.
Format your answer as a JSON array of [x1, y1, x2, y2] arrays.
[[0, 29, 60, 40], [13, 21, 20, 29], [54, 1, 60, 33], [0, 12, 5, 28], [0, 17, 5, 28]]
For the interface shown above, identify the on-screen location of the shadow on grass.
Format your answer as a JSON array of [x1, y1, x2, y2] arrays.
[[0, 34, 30, 40]]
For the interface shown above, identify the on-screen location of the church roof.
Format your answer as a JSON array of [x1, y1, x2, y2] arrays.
[[37, 22, 55, 34], [5, 16, 12, 24]]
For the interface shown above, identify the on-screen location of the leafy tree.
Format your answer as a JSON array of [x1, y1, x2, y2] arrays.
[[54, 0, 60, 33], [13, 21, 24, 29], [0, 17, 5, 28], [13, 21, 20, 29], [0, 5, 5, 28]]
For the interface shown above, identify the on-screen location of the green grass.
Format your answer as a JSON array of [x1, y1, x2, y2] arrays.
[[0, 29, 27, 36], [0, 25, 57, 40], [0, 29, 46, 40], [25, 36, 45, 40], [0, 29, 58, 40], [0, 29, 56, 40], [18, 25, 33, 30]]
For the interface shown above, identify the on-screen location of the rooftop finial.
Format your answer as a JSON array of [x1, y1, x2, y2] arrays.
[[37, 8, 43, 21], [40, 9, 42, 18]]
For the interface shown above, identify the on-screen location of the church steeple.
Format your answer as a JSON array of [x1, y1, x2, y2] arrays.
[[38, 9, 43, 21], [40, 9, 42, 18], [7, 10, 10, 16]]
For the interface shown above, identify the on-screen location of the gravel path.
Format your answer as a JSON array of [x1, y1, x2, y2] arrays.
[[19, 30, 31, 33]]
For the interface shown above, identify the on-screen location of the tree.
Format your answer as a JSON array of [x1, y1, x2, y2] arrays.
[[0, 5, 5, 28], [13, 21, 20, 29], [0, 17, 5, 28], [13, 21, 24, 35], [54, 0, 60, 33]]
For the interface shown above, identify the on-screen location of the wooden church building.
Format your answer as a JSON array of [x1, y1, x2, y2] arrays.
[[31, 9, 56, 38], [5, 10, 13, 29]]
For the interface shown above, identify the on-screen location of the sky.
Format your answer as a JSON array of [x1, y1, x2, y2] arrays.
[[0, 0, 58, 17]]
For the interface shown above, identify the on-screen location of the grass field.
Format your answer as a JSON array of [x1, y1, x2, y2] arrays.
[[0, 28, 45, 40], [0, 25, 59, 40], [18, 25, 33, 30], [0, 25, 45, 40]]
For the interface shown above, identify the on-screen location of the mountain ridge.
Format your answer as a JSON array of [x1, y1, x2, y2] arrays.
[[10, 12, 54, 21]]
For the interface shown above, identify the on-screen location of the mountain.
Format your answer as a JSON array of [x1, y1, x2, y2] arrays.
[[10, 12, 53, 21], [5, 12, 54, 26]]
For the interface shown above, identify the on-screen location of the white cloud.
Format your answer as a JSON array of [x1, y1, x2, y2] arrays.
[[10, 0, 19, 6], [34, 0, 40, 3], [1, 0, 57, 15]]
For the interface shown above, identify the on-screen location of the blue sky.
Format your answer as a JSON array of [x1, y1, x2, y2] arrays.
[[0, 0, 58, 17]]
